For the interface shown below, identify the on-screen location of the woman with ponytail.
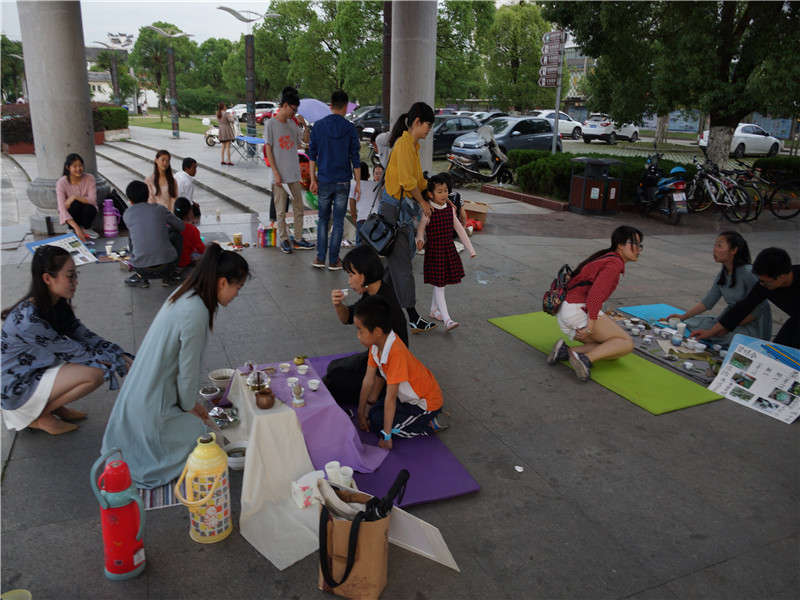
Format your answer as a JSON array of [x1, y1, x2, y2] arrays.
[[102, 244, 250, 488], [379, 102, 438, 334], [546, 225, 643, 382], [668, 231, 771, 344]]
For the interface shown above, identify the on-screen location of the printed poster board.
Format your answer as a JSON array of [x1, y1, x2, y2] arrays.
[[25, 233, 97, 264], [708, 334, 800, 424]]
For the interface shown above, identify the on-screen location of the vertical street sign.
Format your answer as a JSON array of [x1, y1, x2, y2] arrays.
[[539, 31, 564, 153]]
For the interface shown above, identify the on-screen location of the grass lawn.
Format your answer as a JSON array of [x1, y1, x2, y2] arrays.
[[128, 115, 266, 137]]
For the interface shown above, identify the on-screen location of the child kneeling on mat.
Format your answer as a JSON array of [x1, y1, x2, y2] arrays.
[[355, 295, 446, 449]]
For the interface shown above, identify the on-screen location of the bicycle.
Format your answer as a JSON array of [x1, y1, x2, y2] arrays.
[[685, 156, 751, 223], [727, 159, 800, 220]]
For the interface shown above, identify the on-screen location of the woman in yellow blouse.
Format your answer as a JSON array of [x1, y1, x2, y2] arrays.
[[378, 102, 437, 334]]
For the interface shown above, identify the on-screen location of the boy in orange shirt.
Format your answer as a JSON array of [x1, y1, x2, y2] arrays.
[[355, 295, 445, 450]]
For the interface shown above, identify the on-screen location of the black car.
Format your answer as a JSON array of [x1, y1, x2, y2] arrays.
[[431, 115, 482, 156], [347, 105, 384, 137]]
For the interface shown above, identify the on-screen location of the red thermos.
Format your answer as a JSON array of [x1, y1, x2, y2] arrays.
[[90, 449, 146, 580]]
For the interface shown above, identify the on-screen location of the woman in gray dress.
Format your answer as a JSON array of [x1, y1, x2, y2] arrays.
[[667, 231, 772, 345], [101, 244, 250, 488], [216, 102, 236, 165]]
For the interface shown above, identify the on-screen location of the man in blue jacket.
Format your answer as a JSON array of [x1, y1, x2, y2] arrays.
[[309, 90, 361, 271]]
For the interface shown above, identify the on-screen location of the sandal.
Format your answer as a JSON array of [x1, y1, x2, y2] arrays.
[[28, 418, 79, 435], [444, 319, 460, 332], [53, 406, 87, 422], [429, 310, 444, 322], [409, 317, 437, 334]]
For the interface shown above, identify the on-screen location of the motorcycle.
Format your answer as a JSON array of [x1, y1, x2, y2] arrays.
[[633, 144, 687, 225], [446, 125, 513, 186], [202, 117, 243, 147]]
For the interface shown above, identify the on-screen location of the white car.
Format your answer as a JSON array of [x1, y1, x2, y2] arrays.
[[228, 101, 278, 121], [699, 123, 781, 158], [582, 113, 639, 144], [527, 109, 583, 139]]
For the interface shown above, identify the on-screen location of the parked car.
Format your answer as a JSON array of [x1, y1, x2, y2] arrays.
[[582, 113, 639, 144], [255, 109, 276, 124], [455, 110, 475, 116], [471, 111, 508, 124], [451, 116, 561, 161], [431, 115, 482, 156], [698, 123, 781, 158], [230, 101, 278, 122], [527, 109, 583, 140], [435, 108, 456, 115], [227, 103, 247, 120], [346, 105, 384, 137]]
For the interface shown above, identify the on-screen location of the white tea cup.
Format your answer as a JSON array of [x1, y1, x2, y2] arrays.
[[287, 376, 299, 388], [279, 362, 291, 373], [668, 317, 679, 328], [684, 361, 694, 370], [297, 364, 309, 375], [338, 466, 354, 488], [643, 335, 653, 344], [325, 461, 340, 484], [720, 350, 728, 358], [712, 344, 723, 353], [308, 379, 320, 391]]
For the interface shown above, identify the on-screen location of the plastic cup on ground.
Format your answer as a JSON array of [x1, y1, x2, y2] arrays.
[[105, 243, 113, 255], [676, 322, 687, 336], [233, 232, 243, 246], [338, 466, 354, 488], [325, 461, 341, 484]]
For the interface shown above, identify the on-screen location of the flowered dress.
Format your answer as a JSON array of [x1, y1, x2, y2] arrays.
[[1, 300, 127, 430], [419, 202, 475, 286]]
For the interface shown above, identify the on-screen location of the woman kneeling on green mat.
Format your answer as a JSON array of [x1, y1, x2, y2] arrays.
[[547, 226, 643, 382]]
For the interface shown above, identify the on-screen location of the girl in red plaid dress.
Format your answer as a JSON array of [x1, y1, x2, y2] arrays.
[[415, 174, 476, 331]]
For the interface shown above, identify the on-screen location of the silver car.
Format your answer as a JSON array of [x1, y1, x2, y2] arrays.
[[451, 116, 562, 160], [699, 123, 781, 158]]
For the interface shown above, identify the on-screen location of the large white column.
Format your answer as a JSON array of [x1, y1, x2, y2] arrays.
[[18, 1, 110, 234], [390, 1, 437, 171]]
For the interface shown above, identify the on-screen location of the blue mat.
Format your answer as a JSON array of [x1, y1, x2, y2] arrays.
[[618, 303, 683, 324]]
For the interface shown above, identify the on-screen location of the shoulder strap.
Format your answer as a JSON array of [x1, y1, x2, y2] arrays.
[[319, 506, 365, 589]]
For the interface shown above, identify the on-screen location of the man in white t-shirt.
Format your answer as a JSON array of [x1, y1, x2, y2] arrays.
[[264, 87, 312, 254], [174, 157, 197, 203]]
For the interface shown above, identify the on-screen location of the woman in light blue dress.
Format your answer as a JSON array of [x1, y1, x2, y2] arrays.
[[668, 231, 771, 346], [102, 244, 250, 488]]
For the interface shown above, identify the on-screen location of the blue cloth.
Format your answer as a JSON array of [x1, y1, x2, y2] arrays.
[[1, 300, 126, 412], [316, 182, 350, 263], [308, 114, 360, 183], [101, 293, 209, 488]]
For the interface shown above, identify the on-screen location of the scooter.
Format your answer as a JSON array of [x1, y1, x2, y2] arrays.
[[446, 125, 513, 186], [202, 117, 244, 148], [633, 144, 687, 225]]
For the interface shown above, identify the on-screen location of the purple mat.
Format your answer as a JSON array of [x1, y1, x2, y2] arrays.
[[307, 353, 481, 508]]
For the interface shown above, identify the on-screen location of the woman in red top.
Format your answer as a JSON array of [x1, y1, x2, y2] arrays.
[[174, 197, 205, 268], [547, 225, 643, 382]]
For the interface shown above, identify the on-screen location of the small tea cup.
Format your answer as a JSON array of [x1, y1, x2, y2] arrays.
[[279, 362, 291, 373], [668, 317, 679, 328], [308, 379, 320, 391], [712, 344, 723, 353], [297, 364, 309, 375], [287, 376, 299, 388], [720, 350, 728, 358], [643, 335, 653, 344], [671, 335, 683, 346], [684, 361, 694, 370]]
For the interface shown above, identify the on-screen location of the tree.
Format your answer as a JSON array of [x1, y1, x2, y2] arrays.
[[186, 38, 234, 92], [435, 1, 495, 105], [1, 35, 25, 102], [544, 1, 800, 167], [128, 22, 197, 120], [337, 0, 384, 104], [486, 3, 556, 112]]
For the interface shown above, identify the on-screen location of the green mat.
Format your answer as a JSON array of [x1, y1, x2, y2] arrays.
[[489, 312, 721, 415]]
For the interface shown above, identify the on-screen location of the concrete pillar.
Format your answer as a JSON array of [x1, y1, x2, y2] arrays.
[[18, 1, 110, 235], [390, 1, 437, 171]]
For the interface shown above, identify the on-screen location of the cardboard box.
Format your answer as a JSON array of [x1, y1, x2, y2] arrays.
[[463, 200, 489, 225]]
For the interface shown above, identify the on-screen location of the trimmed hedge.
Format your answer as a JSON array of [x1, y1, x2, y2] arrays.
[[752, 156, 800, 181], [511, 149, 697, 203], [98, 106, 129, 130], [1, 102, 113, 145]]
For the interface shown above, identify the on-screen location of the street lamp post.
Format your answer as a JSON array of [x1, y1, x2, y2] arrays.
[[144, 25, 193, 139], [217, 7, 279, 142]]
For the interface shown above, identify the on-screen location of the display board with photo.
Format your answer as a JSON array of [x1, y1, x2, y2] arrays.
[[709, 334, 800, 424], [25, 233, 97, 264]]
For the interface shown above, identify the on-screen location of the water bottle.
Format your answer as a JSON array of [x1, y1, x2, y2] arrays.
[[103, 198, 122, 237]]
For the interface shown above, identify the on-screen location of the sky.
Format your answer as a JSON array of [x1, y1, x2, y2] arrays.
[[1, 0, 275, 47]]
